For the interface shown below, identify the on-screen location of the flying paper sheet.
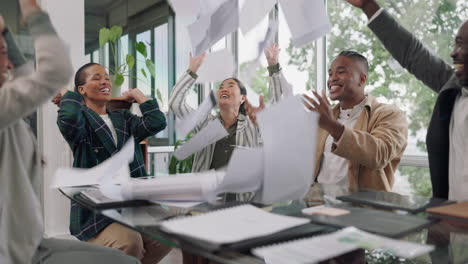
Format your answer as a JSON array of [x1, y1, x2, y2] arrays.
[[174, 119, 228, 160], [216, 147, 264, 195], [188, 0, 239, 56], [121, 170, 225, 201], [177, 90, 217, 137], [279, 0, 331, 47], [240, 0, 278, 35], [168, 0, 201, 17], [51, 138, 135, 188], [195, 49, 235, 83], [255, 95, 319, 204]]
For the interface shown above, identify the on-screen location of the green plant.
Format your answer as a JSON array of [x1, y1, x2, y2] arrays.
[[99, 26, 163, 103], [169, 132, 194, 174]]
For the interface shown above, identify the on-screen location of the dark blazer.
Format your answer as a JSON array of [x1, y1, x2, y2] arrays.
[[369, 10, 462, 199], [57, 91, 166, 240]]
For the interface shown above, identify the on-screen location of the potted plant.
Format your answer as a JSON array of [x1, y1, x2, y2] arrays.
[[98, 25, 162, 103]]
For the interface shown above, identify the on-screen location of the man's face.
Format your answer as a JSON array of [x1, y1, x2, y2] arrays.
[[451, 20, 468, 86], [77, 65, 112, 102], [327, 56, 366, 102], [0, 35, 8, 87]]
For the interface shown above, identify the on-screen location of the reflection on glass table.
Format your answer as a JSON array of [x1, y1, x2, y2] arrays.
[[59, 185, 468, 264]]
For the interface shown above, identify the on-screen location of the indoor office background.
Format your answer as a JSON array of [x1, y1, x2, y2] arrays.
[[2, 0, 468, 239]]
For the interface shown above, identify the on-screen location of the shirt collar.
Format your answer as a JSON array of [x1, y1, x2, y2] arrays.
[[339, 96, 367, 120]]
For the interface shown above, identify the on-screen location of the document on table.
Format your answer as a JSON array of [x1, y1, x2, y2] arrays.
[[253, 227, 434, 264], [160, 204, 310, 244], [255, 95, 319, 204], [176, 90, 217, 137], [240, 0, 278, 35], [279, 0, 331, 47], [174, 119, 228, 160], [52, 138, 135, 188], [188, 0, 239, 56], [195, 49, 235, 83]]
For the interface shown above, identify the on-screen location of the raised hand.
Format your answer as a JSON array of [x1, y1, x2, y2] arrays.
[[18, 0, 41, 19], [188, 52, 206, 73], [51, 88, 68, 106], [264, 43, 280, 66], [245, 96, 265, 125], [303, 89, 344, 141], [122, 88, 148, 104], [345, 0, 380, 18]]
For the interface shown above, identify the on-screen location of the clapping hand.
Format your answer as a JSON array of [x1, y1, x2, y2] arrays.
[[245, 96, 265, 125]]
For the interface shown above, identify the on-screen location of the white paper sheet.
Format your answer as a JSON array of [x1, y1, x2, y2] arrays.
[[121, 170, 224, 201], [160, 204, 309, 244], [279, 0, 331, 47], [253, 227, 434, 263], [195, 49, 235, 83], [52, 138, 135, 188], [168, 0, 201, 17], [216, 147, 263, 194], [255, 95, 319, 204], [177, 90, 217, 137], [173, 119, 228, 160], [240, 0, 277, 35], [188, 0, 239, 56]]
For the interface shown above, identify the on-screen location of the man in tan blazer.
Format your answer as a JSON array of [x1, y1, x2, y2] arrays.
[[304, 51, 408, 192]]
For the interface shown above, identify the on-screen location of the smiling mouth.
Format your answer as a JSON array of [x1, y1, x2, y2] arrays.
[[454, 63, 464, 71], [329, 85, 341, 93], [100, 87, 110, 94], [219, 94, 230, 99]]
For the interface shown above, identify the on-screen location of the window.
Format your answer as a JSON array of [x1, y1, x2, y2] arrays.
[[136, 30, 152, 96]]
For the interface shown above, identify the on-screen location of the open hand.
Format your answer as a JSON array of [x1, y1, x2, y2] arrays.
[[245, 96, 265, 125], [264, 43, 280, 66], [303, 89, 344, 141], [188, 52, 206, 73]]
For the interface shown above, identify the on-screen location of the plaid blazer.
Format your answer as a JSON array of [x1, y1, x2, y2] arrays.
[[57, 91, 166, 241]]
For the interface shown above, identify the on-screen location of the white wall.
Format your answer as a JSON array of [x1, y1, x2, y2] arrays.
[[38, 0, 85, 237]]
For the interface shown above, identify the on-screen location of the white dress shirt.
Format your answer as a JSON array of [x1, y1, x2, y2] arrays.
[[317, 98, 367, 186], [448, 88, 468, 201], [100, 114, 118, 146]]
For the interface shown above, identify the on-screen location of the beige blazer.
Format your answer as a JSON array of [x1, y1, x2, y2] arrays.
[[313, 95, 408, 191]]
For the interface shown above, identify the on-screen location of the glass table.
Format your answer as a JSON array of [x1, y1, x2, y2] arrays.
[[59, 185, 468, 264]]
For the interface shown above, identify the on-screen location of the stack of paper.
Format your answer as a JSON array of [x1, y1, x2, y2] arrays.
[[160, 204, 309, 244], [253, 227, 434, 264]]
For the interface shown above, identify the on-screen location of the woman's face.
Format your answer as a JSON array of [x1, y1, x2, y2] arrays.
[[217, 79, 245, 112], [78, 65, 112, 102]]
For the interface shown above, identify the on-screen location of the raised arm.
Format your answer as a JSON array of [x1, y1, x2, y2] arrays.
[[0, 5, 73, 129], [57, 91, 87, 148], [266, 44, 293, 103], [347, 0, 453, 93], [168, 52, 206, 119], [121, 88, 167, 142]]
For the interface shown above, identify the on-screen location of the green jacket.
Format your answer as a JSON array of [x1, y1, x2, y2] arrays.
[[57, 91, 166, 241]]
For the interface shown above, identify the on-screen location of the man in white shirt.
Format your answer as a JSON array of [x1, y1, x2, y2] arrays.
[[303, 51, 408, 192], [346, 0, 468, 201]]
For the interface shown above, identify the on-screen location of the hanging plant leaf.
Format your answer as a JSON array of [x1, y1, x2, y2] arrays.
[[141, 68, 147, 78], [146, 59, 156, 78], [126, 54, 135, 70], [109, 25, 123, 42], [156, 89, 163, 105], [99, 28, 110, 47], [136, 41, 147, 58], [114, 73, 124, 87]]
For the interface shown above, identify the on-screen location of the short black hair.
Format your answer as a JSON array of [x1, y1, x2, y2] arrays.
[[337, 50, 369, 73], [74, 62, 99, 91], [220, 77, 248, 115]]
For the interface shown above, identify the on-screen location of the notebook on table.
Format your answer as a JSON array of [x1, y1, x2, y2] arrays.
[[301, 205, 434, 238], [74, 187, 152, 209], [158, 204, 319, 252], [337, 190, 451, 213]]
